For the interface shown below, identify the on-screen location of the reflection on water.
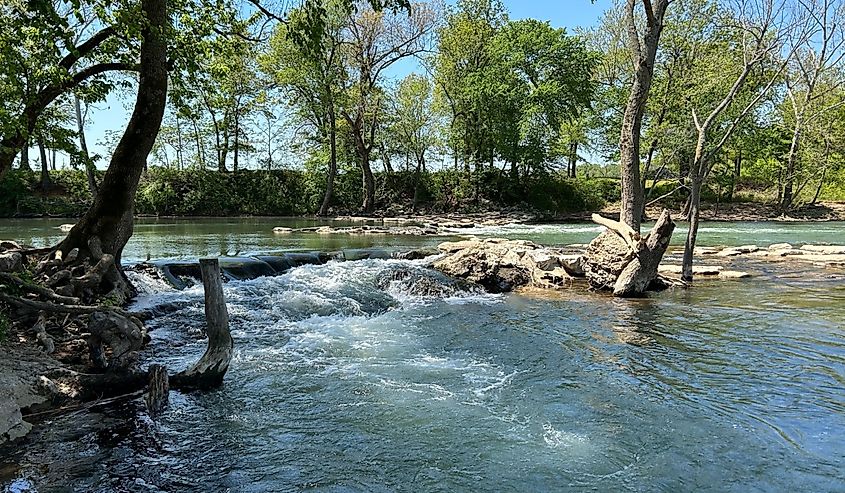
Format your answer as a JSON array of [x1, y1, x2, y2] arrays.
[[1, 257, 843, 492]]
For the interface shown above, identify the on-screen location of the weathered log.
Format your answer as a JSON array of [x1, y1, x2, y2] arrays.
[[584, 209, 675, 297], [170, 258, 233, 390]]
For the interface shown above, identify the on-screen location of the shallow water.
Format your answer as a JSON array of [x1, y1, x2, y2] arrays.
[[2, 218, 845, 263], [1, 219, 844, 492]]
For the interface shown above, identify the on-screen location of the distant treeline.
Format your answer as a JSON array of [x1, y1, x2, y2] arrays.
[[0, 168, 623, 218]]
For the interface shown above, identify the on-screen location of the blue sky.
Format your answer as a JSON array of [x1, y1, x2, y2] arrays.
[[83, 0, 613, 166]]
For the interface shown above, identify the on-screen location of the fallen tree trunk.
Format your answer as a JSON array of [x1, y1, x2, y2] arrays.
[[583, 209, 675, 297]]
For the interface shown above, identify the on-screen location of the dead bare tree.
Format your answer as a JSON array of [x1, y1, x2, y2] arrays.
[[681, 0, 805, 281], [781, 0, 845, 211]]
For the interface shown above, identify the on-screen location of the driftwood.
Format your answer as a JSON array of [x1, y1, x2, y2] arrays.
[[171, 258, 233, 390], [584, 209, 676, 297]]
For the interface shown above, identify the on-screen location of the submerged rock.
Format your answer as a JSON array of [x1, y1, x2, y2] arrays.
[[432, 238, 578, 293]]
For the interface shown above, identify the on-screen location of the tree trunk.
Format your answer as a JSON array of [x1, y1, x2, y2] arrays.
[[318, 107, 337, 217], [38, 138, 51, 190], [619, 0, 670, 232], [361, 150, 375, 213], [781, 120, 801, 212], [583, 209, 675, 297], [74, 96, 98, 197], [568, 142, 577, 178], [232, 107, 240, 173], [57, 0, 168, 279], [728, 149, 741, 201], [19, 141, 30, 171], [170, 258, 233, 389], [681, 174, 702, 282]]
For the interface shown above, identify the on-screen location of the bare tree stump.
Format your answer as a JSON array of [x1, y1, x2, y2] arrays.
[[171, 258, 233, 390], [584, 209, 675, 297], [145, 364, 169, 415]]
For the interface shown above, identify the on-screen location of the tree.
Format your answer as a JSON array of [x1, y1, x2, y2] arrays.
[[0, 1, 139, 180], [618, 0, 673, 232], [386, 73, 441, 209], [341, 0, 438, 212], [56, 0, 169, 302], [680, 0, 798, 281], [780, 0, 845, 211], [263, 0, 347, 215]]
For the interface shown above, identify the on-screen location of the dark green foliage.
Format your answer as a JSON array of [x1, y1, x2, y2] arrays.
[[0, 167, 621, 217]]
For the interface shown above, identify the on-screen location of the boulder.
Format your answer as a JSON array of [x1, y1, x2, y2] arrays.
[[717, 245, 759, 257], [659, 264, 723, 276], [432, 238, 575, 293], [272, 227, 293, 234], [582, 210, 675, 297], [768, 243, 793, 251], [58, 223, 75, 232], [719, 270, 752, 279]]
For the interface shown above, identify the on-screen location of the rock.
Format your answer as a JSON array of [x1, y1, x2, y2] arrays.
[[438, 240, 482, 254], [58, 223, 75, 232], [717, 245, 759, 257], [800, 245, 845, 255], [432, 238, 573, 293], [273, 227, 293, 234], [659, 264, 723, 276], [0, 344, 65, 445], [0, 251, 23, 272], [0, 240, 21, 252], [768, 243, 793, 251], [393, 248, 438, 261], [719, 270, 752, 279], [694, 247, 721, 255]]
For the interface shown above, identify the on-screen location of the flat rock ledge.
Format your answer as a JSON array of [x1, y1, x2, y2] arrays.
[[688, 243, 845, 268], [432, 238, 584, 293]]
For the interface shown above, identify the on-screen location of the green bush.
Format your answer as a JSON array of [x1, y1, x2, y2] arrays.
[[1, 166, 629, 217]]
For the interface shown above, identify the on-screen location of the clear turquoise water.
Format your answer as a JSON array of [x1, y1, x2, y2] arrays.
[[1, 219, 844, 492]]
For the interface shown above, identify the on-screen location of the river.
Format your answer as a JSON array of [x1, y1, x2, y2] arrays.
[[1, 218, 844, 492]]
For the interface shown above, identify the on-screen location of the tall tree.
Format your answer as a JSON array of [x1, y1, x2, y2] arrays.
[[781, 0, 845, 211], [57, 0, 169, 300], [618, 0, 673, 232], [0, 1, 139, 180], [680, 0, 798, 281], [263, 0, 347, 215], [341, 0, 438, 212]]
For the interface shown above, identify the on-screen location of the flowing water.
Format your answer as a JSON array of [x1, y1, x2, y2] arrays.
[[1, 219, 845, 492]]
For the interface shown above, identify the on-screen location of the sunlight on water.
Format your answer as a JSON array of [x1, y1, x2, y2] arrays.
[[2, 221, 845, 492]]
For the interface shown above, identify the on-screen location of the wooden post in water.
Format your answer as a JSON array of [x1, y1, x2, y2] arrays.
[[171, 258, 233, 390]]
